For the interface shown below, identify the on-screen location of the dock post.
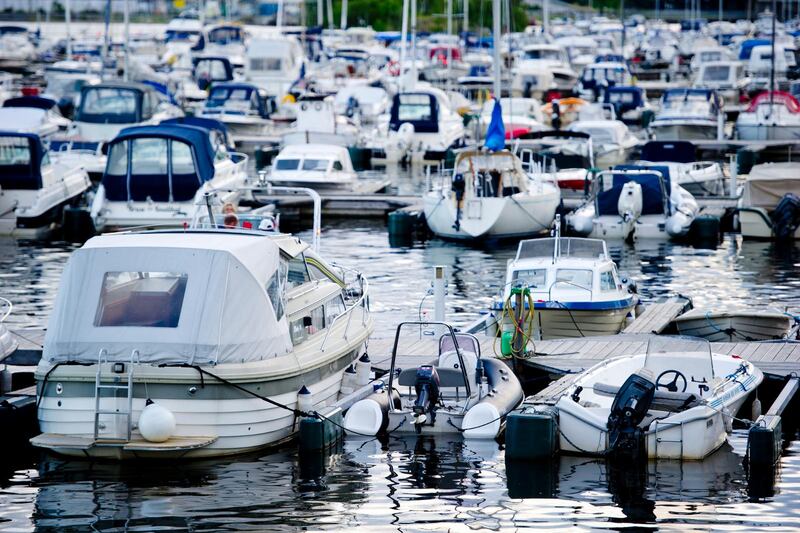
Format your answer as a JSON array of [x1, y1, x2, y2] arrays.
[[433, 266, 446, 322], [729, 153, 738, 197], [748, 376, 800, 466]]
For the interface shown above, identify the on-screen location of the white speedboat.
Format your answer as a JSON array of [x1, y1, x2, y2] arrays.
[[90, 123, 248, 231], [31, 203, 373, 459], [201, 23, 247, 69], [735, 91, 800, 141], [650, 89, 722, 141], [423, 149, 561, 240], [344, 324, 523, 439], [267, 144, 356, 190], [512, 44, 577, 99], [245, 36, 304, 98], [282, 97, 359, 147], [575, 61, 632, 102], [493, 235, 638, 339], [673, 309, 798, 341], [0, 25, 35, 70], [692, 61, 749, 105], [198, 82, 276, 140], [738, 162, 800, 240], [175, 56, 236, 113], [567, 119, 640, 168], [639, 141, 726, 197], [567, 166, 698, 240], [510, 130, 594, 193], [0, 95, 72, 139], [0, 132, 91, 237], [68, 81, 183, 145], [556, 348, 763, 459]]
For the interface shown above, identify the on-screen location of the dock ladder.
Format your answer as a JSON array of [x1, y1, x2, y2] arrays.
[[93, 349, 137, 443]]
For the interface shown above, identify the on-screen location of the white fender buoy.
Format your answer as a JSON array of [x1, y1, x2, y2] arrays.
[[138, 399, 176, 443], [343, 398, 383, 436], [461, 402, 501, 440], [752, 396, 763, 421], [297, 385, 313, 415], [340, 364, 357, 397], [356, 353, 371, 386]]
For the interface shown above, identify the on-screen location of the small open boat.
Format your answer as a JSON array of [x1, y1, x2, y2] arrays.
[[673, 309, 798, 341]]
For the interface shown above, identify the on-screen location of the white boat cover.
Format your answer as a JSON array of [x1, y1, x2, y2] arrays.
[[744, 163, 800, 209], [43, 232, 292, 365]]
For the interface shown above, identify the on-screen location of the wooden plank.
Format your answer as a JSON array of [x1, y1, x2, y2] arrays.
[[760, 343, 785, 362]]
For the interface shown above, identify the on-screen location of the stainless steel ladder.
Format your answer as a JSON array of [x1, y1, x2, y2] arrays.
[[93, 349, 137, 442]]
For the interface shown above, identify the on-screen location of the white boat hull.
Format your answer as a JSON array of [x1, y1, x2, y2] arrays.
[[674, 311, 795, 342]]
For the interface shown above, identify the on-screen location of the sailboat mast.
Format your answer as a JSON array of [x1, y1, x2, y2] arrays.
[[492, 0, 501, 99], [770, 0, 776, 110]]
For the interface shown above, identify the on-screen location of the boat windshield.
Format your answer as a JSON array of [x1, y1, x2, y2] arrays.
[[196, 59, 230, 80], [302, 159, 330, 171], [512, 268, 547, 288], [77, 87, 140, 124], [206, 87, 256, 112], [555, 268, 593, 290], [274, 158, 300, 170], [94, 271, 188, 328], [701, 65, 730, 82], [524, 49, 562, 61], [397, 94, 433, 121], [516, 237, 606, 261], [208, 26, 243, 45]]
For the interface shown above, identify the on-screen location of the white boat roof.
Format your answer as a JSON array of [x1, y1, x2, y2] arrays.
[[0, 108, 47, 131], [276, 143, 350, 159], [44, 230, 294, 366], [515, 237, 608, 262], [744, 162, 800, 208]]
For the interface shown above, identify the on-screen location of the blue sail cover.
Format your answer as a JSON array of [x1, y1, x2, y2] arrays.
[[484, 99, 505, 152], [102, 124, 216, 203], [0, 132, 46, 190], [597, 165, 671, 216]]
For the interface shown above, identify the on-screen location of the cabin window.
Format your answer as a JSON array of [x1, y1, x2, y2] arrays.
[[171, 140, 196, 174], [94, 272, 188, 328], [106, 141, 128, 175], [197, 60, 229, 80], [302, 159, 329, 171], [250, 57, 282, 72], [79, 88, 138, 123], [397, 94, 433, 121], [131, 138, 168, 174], [309, 306, 325, 332], [287, 254, 310, 287], [141, 92, 154, 119], [512, 268, 547, 288], [290, 319, 307, 344], [599, 270, 616, 291], [325, 295, 346, 325], [702, 65, 730, 82], [275, 158, 300, 170], [555, 269, 593, 290], [0, 138, 31, 165], [266, 259, 288, 320], [333, 160, 343, 171]]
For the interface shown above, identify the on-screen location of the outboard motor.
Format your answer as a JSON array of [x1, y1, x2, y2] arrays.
[[617, 181, 643, 222], [606, 370, 655, 461], [412, 365, 440, 431], [451, 173, 466, 231], [771, 193, 800, 241]]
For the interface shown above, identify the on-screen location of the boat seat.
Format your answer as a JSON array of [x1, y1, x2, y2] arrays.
[[397, 366, 467, 388], [592, 382, 701, 412]]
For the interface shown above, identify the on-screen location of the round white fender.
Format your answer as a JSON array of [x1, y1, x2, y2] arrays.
[[343, 398, 384, 436], [462, 402, 502, 439], [138, 400, 176, 443]]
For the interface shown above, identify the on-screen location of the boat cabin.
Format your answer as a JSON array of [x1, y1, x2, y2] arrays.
[[595, 165, 671, 217], [75, 82, 172, 126], [192, 56, 234, 89], [271, 144, 355, 184], [389, 92, 440, 133], [658, 88, 720, 119], [202, 82, 272, 119], [603, 86, 645, 118], [0, 132, 52, 191]]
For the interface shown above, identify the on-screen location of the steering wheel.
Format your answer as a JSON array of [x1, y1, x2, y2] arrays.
[[656, 370, 688, 393]]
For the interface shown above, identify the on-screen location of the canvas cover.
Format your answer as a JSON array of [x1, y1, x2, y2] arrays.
[[744, 163, 800, 209], [43, 232, 292, 365]]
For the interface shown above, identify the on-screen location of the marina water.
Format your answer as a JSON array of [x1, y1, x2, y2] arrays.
[[1, 227, 799, 530]]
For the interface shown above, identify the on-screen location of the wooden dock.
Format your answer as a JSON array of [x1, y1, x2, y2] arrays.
[[622, 298, 691, 334]]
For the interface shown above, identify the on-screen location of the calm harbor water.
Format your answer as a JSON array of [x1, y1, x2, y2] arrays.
[[1, 222, 800, 530]]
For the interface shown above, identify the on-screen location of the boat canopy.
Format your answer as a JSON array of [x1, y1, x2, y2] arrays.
[[76, 83, 145, 124], [738, 38, 772, 60], [3, 96, 58, 110], [596, 165, 671, 216], [204, 82, 269, 118], [603, 86, 644, 115], [192, 56, 234, 82], [101, 124, 216, 202], [745, 91, 800, 113], [516, 237, 607, 261], [161, 116, 234, 149], [390, 92, 439, 133], [743, 163, 800, 209], [43, 231, 293, 365], [0, 132, 47, 190], [641, 140, 696, 163]]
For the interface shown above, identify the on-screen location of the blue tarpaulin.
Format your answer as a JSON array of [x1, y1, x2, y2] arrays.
[[484, 99, 505, 152]]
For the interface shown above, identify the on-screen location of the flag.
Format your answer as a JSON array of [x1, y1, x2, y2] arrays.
[[484, 98, 505, 152]]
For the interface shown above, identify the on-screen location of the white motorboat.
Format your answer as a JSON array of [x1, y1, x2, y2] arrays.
[[567, 119, 640, 168], [31, 199, 373, 460], [201, 24, 247, 69], [175, 56, 236, 113], [673, 309, 798, 341], [198, 82, 277, 140], [423, 149, 561, 240], [479, 97, 546, 137], [575, 61, 632, 102], [267, 144, 356, 190], [510, 130, 594, 193], [692, 61, 750, 105], [0, 95, 72, 139], [638, 141, 726, 197], [567, 166, 698, 240], [602, 86, 652, 125], [738, 162, 800, 240], [0, 132, 91, 237], [333, 84, 391, 125], [68, 81, 183, 145], [90, 122, 248, 231], [512, 44, 577, 99], [493, 235, 638, 339], [735, 91, 800, 141], [650, 89, 722, 141], [245, 36, 304, 98], [367, 87, 465, 164], [282, 97, 359, 147], [556, 346, 763, 459], [344, 324, 523, 439], [0, 297, 16, 361], [0, 25, 35, 70]]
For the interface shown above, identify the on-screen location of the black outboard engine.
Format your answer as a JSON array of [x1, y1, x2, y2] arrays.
[[451, 174, 466, 231], [606, 371, 656, 461], [771, 193, 800, 241], [413, 365, 441, 432]]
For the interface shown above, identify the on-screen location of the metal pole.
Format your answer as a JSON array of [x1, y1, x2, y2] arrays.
[[316, 0, 322, 26], [543, 0, 549, 34], [718, 0, 723, 45], [433, 266, 446, 322], [492, 0, 501, 98], [340, 0, 347, 29], [327, 0, 334, 29], [447, 0, 452, 90], [411, 0, 418, 86], [123, 0, 130, 81], [400, 0, 409, 92], [770, 0, 776, 114], [463, 0, 468, 33], [65, 0, 72, 60], [277, 0, 284, 27]]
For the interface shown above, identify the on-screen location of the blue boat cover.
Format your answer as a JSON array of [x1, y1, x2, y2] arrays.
[[192, 56, 234, 82], [0, 132, 46, 190], [484, 99, 505, 152], [603, 86, 644, 115], [3, 96, 57, 110], [205, 82, 269, 118], [596, 165, 670, 216], [161, 116, 233, 148], [738, 39, 772, 60], [390, 92, 439, 133], [102, 124, 216, 203], [641, 141, 696, 164]]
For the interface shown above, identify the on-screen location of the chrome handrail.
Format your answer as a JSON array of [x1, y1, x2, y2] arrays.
[[320, 274, 369, 352]]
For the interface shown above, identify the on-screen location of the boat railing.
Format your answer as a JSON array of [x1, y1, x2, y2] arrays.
[[0, 297, 11, 323], [320, 273, 369, 352]]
